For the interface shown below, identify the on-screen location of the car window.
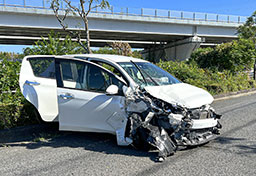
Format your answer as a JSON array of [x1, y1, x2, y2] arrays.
[[87, 64, 106, 91], [57, 59, 125, 94], [58, 60, 88, 90], [118, 62, 146, 86], [119, 62, 181, 87], [87, 64, 125, 94], [61, 61, 73, 81], [28, 57, 55, 79], [91, 60, 128, 86]]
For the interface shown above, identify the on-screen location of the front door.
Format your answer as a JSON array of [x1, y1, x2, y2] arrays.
[[55, 58, 127, 133]]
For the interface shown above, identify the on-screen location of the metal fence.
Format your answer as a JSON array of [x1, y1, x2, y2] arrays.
[[0, 0, 248, 24]]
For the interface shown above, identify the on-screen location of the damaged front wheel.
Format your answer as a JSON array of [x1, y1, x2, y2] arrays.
[[126, 113, 177, 161], [126, 113, 152, 151]]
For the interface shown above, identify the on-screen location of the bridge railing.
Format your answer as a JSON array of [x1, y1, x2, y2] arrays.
[[0, 0, 248, 24]]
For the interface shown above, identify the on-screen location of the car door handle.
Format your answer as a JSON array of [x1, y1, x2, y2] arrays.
[[25, 80, 40, 86], [59, 93, 74, 100]]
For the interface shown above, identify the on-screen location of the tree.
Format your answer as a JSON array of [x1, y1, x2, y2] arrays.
[[108, 41, 133, 56], [93, 42, 142, 58], [237, 11, 256, 79], [237, 11, 256, 43], [51, 0, 109, 53], [23, 31, 84, 55]]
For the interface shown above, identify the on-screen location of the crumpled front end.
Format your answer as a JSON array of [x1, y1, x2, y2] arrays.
[[120, 86, 222, 161]]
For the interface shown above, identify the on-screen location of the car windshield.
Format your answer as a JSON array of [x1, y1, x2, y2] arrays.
[[118, 62, 181, 87]]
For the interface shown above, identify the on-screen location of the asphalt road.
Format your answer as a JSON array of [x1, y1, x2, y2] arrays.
[[1, 93, 256, 176]]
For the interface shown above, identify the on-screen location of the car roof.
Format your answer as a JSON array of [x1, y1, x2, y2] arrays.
[[67, 54, 149, 63]]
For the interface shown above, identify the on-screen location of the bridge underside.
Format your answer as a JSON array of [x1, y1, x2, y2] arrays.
[[0, 26, 236, 48]]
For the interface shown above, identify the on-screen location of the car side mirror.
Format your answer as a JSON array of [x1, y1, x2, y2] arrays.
[[106, 85, 119, 95]]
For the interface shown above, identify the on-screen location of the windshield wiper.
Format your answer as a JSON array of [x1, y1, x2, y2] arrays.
[[131, 61, 159, 86]]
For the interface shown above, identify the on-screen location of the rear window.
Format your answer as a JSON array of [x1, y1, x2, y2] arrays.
[[28, 57, 55, 79]]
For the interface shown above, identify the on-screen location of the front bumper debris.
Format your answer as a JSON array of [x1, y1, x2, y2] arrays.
[[120, 86, 222, 161]]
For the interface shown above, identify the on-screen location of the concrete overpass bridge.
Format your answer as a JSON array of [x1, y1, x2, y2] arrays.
[[0, 1, 247, 60]]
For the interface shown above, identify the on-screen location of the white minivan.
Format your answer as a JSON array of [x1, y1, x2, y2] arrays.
[[19, 54, 221, 160]]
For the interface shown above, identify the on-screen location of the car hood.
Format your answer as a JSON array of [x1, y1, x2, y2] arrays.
[[144, 83, 214, 109]]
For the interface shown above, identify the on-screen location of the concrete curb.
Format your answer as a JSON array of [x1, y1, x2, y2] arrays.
[[213, 88, 256, 101]]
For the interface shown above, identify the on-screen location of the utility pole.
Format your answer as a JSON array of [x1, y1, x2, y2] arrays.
[[254, 43, 256, 80], [254, 58, 256, 80]]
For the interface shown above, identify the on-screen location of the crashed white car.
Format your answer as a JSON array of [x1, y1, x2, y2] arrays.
[[19, 54, 221, 161]]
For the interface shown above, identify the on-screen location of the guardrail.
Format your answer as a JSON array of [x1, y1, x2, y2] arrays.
[[0, 0, 248, 24]]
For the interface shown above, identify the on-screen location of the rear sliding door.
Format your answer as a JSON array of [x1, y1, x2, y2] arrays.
[[19, 56, 58, 122]]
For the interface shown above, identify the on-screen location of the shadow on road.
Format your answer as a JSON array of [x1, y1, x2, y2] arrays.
[[214, 136, 246, 144], [0, 123, 158, 161], [212, 136, 256, 155], [235, 144, 256, 154]]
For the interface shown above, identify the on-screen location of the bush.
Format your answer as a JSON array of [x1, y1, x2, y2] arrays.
[[0, 58, 40, 129], [157, 60, 256, 95], [189, 38, 256, 73], [0, 58, 22, 128]]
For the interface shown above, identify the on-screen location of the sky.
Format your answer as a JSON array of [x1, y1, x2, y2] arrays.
[[0, 0, 256, 53], [107, 0, 256, 16]]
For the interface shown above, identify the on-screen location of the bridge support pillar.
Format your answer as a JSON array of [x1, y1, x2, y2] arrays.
[[142, 36, 204, 62]]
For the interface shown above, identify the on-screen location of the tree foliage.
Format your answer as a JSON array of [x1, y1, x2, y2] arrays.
[[23, 31, 85, 55], [237, 11, 256, 42], [0, 52, 22, 60]]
